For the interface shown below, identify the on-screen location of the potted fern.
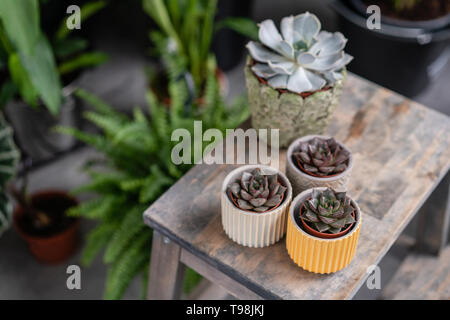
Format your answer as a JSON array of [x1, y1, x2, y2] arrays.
[[286, 135, 353, 196], [0, 112, 20, 237], [245, 12, 353, 147], [56, 61, 249, 299], [286, 187, 362, 273], [221, 165, 292, 248]]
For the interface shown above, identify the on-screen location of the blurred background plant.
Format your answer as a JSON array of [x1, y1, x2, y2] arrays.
[[0, 0, 107, 113], [143, 0, 258, 97], [0, 0, 108, 163], [392, 0, 421, 11], [57, 56, 249, 299], [0, 111, 20, 236]]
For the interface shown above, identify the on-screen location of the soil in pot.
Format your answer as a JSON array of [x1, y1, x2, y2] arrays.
[[13, 191, 79, 264], [296, 201, 356, 239], [362, 0, 450, 22]]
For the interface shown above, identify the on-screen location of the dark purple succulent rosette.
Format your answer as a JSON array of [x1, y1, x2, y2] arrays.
[[228, 168, 287, 213], [292, 137, 351, 178]]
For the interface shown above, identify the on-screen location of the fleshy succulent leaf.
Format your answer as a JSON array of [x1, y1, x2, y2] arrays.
[[247, 12, 351, 93], [231, 169, 286, 212], [293, 137, 350, 177], [301, 188, 355, 235]]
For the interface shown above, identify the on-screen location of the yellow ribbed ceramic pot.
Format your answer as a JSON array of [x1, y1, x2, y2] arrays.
[[221, 165, 292, 248], [286, 187, 362, 273]]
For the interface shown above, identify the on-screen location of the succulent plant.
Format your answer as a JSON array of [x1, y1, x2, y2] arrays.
[[228, 168, 287, 212], [301, 188, 355, 234], [293, 137, 350, 177], [246, 12, 353, 94]]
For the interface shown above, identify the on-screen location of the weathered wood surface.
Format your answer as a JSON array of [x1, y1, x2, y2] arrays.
[[382, 247, 450, 300], [144, 73, 450, 300], [147, 231, 186, 300]]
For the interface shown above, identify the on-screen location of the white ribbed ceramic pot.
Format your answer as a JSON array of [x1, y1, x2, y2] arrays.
[[221, 165, 293, 248], [286, 135, 353, 197]]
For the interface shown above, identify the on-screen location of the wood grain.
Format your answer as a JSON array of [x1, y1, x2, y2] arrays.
[[144, 73, 450, 300]]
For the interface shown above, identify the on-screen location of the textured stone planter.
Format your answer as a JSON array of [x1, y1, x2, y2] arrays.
[[286, 188, 362, 273], [244, 57, 345, 148], [286, 135, 353, 196], [221, 165, 292, 248]]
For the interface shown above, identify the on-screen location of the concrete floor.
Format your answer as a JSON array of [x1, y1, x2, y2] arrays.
[[0, 0, 448, 300]]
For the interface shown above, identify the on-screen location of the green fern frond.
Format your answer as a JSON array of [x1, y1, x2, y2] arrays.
[[67, 195, 124, 220], [104, 230, 152, 300], [75, 88, 127, 121], [72, 171, 124, 195], [103, 205, 146, 264], [81, 222, 117, 266], [119, 177, 147, 191], [54, 126, 111, 152], [83, 111, 126, 137]]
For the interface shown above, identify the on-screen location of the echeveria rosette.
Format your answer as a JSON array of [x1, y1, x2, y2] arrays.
[[301, 188, 355, 234], [228, 168, 287, 212], [246, 12, 353, 94], [293, 137, 350, 177]]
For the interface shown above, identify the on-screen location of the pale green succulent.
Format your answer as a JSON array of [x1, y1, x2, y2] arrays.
[[246, 12, 353, 94]]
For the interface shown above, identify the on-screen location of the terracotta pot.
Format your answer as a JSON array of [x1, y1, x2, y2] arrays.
[[299, 202, 355, 239], [221, 165, 292, 248], [286, 135, 353, 197], [286, 187, 362, 274], [13, 190, 79, 264]]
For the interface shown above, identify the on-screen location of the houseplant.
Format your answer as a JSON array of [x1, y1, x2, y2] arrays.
[[0, 0, 107, 161], [245, 12, 353, 147], [143, 0, 222, 96], [0, 111, 20, 236], [331, 0, 450, 97], [286, 135, 353, 196], [286, 187, 362, 273], [56, 60, 249, 299], [12, 188, 80, 264], [221, 165, 292, 248]]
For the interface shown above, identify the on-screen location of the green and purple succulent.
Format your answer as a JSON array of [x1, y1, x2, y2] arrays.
[[293, 137, 350, 177], [228, 168, 287, 212], [301, 188, 355, 234]]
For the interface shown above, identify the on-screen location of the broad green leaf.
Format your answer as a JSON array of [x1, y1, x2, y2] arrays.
[[58, 51, 108, 75], [0, 0, 40, 56], [8, 54, 38, 108], [18, 34, 62, 114]]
